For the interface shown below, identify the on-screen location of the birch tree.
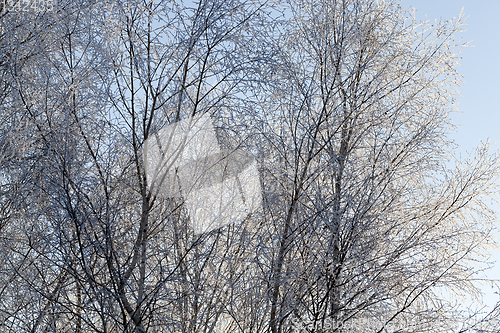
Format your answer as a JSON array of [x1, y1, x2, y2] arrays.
[[1, 0, 499, 332], [0, 0, 269, 332], [241, 0, 500, 332]]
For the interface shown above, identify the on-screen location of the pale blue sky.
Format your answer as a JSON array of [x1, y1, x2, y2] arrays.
[[398, 0, 500, 150], [400, 0, 500, 310]]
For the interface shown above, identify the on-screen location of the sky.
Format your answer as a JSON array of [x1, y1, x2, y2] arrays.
[[399, 0, 500, 310]]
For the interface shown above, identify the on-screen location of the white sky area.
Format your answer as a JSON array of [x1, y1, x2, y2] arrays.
[[400, 0, 500, 310]]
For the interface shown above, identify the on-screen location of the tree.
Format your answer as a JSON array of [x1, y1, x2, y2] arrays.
[[241, 0, 500, 332], [1, 0, 272, 332], [0, 0, 499, 332]]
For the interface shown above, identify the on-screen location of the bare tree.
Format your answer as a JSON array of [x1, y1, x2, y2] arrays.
[[238, 0, 500, 332], [1, 0, 499, 332], [1, 0, 270, 332]]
